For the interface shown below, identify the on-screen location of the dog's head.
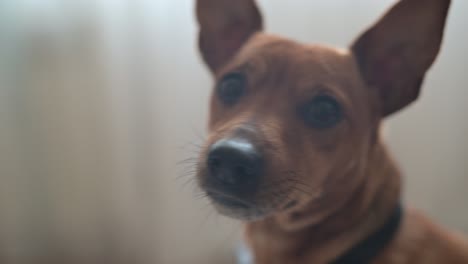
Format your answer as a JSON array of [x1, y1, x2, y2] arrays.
[[194, 0, 450, 225]]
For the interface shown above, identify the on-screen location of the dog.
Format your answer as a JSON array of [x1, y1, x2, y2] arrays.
[[194, 0, 468, 263]]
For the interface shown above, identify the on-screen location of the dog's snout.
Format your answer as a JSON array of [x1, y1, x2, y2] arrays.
[[207, 138, 263, 192]]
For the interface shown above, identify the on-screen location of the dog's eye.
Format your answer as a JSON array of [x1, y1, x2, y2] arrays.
[[301, 95, 342, 129], [217, 73, 245, 104]]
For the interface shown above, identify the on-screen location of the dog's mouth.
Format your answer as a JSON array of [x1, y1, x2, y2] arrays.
[[207, 191, 250, 209], [204, 190, 273, 220], [204, 187, 298, 221]]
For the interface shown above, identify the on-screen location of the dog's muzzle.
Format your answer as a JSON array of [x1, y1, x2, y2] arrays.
[[204, 136, 264, 209]]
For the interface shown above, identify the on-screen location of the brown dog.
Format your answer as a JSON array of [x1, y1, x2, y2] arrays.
[[194, 0, 468, 263]]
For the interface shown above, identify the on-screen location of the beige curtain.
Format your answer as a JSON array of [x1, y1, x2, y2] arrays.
[[0, 1, 159, 263]]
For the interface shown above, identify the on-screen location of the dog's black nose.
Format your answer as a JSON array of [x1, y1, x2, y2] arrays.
[[207, 138, 263, 193]]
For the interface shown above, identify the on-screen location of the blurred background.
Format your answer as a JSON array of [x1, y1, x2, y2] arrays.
[[0, 0, 467, 263]]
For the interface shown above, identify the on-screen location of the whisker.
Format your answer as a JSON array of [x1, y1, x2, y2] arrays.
[[287, 179, 316, 193], [176, 157, 199, 165], [290, 186, 315, 197], [182, 177, 197, 189], [194, 191, 209, 200], [176, 168, 198, 179]]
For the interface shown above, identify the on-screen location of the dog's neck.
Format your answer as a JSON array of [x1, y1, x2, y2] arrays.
[[245, 140, 402, 263]]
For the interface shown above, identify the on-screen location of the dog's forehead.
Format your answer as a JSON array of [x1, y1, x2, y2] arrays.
[[223, 34, 364, 98]]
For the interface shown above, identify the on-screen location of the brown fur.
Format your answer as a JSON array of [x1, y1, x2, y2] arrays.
[[194, 0, 468, 263]]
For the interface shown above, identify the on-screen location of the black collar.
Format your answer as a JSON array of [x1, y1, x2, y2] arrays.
[[330, 204, 403, 264]]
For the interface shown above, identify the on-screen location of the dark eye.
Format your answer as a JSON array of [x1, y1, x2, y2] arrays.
[[217, 73, 245, 104], [300, 95, 342, 129]]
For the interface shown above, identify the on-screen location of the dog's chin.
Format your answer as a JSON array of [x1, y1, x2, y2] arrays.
[[208, 193, 273, 221]]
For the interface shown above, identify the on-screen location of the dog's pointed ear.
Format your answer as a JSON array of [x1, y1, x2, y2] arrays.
[[351, 0, 451, 116], [196, 0, 263, 73]]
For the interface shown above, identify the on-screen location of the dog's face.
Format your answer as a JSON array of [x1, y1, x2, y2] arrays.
[[198, 37, 377, 221], [195, 0, 450, 223]]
